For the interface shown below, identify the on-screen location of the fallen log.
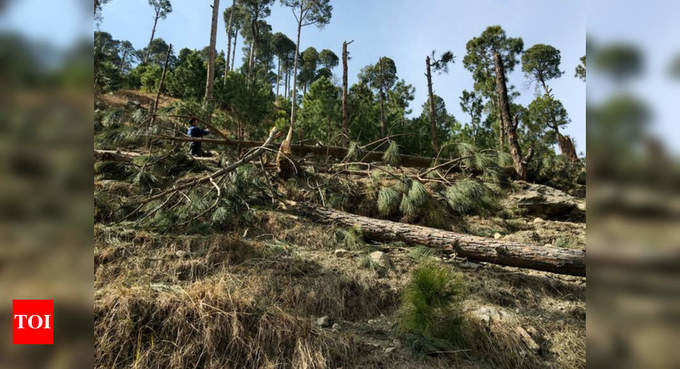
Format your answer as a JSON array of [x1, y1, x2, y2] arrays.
[[151, 135, 440, 168], [286, 201, 585, 276], [94, 149, 218, 163]]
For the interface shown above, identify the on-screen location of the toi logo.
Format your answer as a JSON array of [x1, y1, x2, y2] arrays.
[[12, 299, 53, 345]]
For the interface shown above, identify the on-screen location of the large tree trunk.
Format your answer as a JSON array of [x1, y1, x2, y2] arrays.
[[289, 202, 585, 276], [224, 0, 235, 78], [277, 9, 303, 179], [342, 40, 352, 146], [204, 0, 220, 105], [426, 56, 439, 153], [144, 12, 160, 64], [118, 49, 128, 71], [493, 51, 526, 179]]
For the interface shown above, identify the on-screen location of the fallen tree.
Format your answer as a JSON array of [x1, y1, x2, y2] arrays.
[[286, 201, 585, 276], [151, 135, 441, 168], [94, 149, 218, 163]]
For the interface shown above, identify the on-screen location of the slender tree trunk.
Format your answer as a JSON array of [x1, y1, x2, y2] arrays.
[[493, 51, 526, 179], [540, 78, 579, 163], [276, 57, 282, 97], [285, 67, 289, 99], [204, 0, 220, 114], [145, 44, 172, 150], [224, 0, 235, 79], [144, 12, 160, 63], [231, 32, 238, 71], [277, 7, 304, 178], [342, 40, 352, 146], [379, 90, 386, 137], [425, 56, 439, 153]]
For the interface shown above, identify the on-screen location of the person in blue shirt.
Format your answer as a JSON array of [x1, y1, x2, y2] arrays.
[[187, 117, 210, 156]]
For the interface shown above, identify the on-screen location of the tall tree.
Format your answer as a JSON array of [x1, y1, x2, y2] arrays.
[[361, 57, 397, 137], [223, 0, 240, 77], [299, 46, 319, 94], [522, 43, 578, 162], [463, 25, 523, 152], [425, 50, 454, 153], [204, 0, 221, 109], [144, 0, 172, 64], [117, 40, 136, 71], [277, 0, 333, 178], [240, 0, 274, 78], [271, 32, 296, 97], [318, 49, 339, 70], [341, 40, 353, 146]]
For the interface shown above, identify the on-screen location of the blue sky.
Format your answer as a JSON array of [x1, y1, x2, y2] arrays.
[[2, 0, 586, 152]]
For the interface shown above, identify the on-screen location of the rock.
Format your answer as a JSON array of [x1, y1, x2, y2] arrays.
[[543, 243, 553, 248], [468, 305, 512, 327], [316, 316, 331, 328], [493, 232, 502, 240], [533, 217, 545, 224], [510, 181, 585, 221], [458, 261, 481, 270], [334, 249, 349, 257], [369, 251, 392, 269]]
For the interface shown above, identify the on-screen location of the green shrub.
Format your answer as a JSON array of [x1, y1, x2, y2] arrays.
[[398, 261, 467, 353]]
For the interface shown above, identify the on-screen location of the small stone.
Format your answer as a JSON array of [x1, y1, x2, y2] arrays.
[[533, 217, 545, 224], [332, 323, 341, 330], [316, 316, 331, 328], [493, 232, 502, 239], [334, 249, 349, 257], [369, 251, 392, 269], [459, 261, 481, 270]]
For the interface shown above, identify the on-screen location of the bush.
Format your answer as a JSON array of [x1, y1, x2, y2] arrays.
[[398, 261, 467, 353]]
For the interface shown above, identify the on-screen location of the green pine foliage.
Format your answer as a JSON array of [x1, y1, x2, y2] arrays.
[[377, 186, 401, 217], [398, 261, 467, 353], [444, 179, 499, 215], [382, 141, 400, 165]]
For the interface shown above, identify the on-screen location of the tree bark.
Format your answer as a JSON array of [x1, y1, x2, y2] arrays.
[[342, 40, 353, 146], [204, 0, 220, 105], [289, 202, 585, 276], [493, 51, 526, 179], [144, 11, 160, 64], [426, 56, 439, 153]]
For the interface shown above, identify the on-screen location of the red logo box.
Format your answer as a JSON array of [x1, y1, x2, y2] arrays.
[[12, 299, 53, 345]]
